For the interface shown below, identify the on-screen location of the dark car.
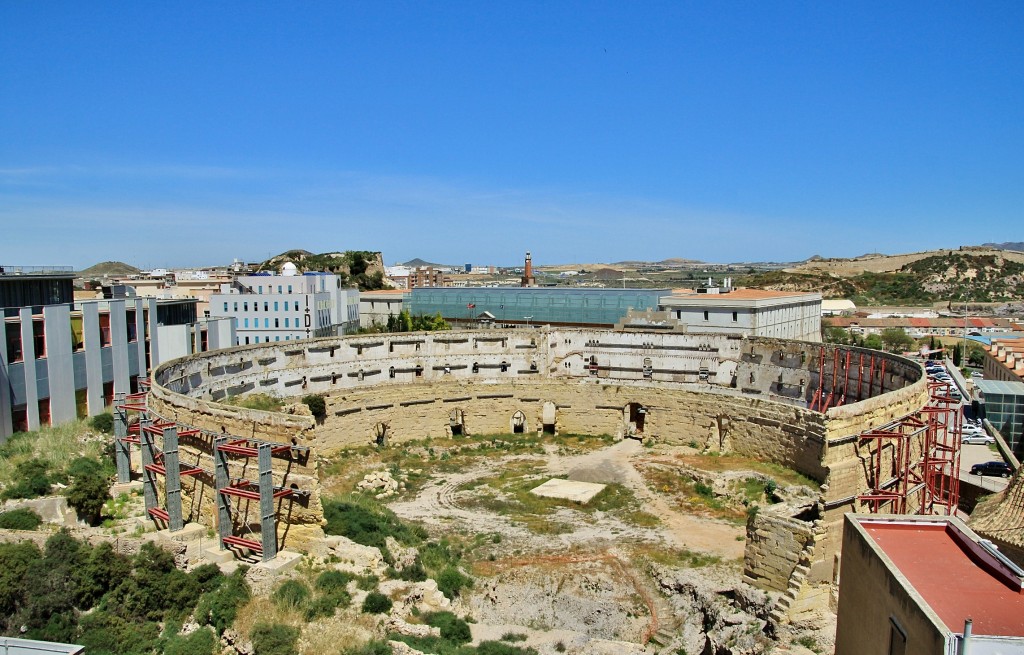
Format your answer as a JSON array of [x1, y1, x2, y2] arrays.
[[970, 461, 1013, 478]]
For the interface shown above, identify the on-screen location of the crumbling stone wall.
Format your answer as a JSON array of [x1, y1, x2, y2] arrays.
[[150, 328, 928, 570]]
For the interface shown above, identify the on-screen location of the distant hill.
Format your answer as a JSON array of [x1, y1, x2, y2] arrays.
[[983, 242, 1024, 253], [78, 261, 140, 278], [401, 258, 445, 268], [750, 251, 1024, 304], [258, 250, 386, 291]]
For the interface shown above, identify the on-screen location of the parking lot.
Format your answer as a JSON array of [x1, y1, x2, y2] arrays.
[[959, 443, 1010, 493]]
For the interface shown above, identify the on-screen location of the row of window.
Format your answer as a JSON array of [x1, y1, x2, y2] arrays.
[[225, 300, 298, 313], [242, 317, 303, 329], [237, 335, 298, 345], [254, 285, 295, 295], [4, 312, 140, 363]]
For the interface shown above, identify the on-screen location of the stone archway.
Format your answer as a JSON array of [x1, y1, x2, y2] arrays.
[[449, 409, 466, 437], [511, 410, 527, 434]]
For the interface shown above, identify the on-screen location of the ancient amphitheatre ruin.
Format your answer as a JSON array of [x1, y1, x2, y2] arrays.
[[141, 326, 950, 653]]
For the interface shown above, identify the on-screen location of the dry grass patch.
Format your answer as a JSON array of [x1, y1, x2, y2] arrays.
[[671, 453, 819, 489]]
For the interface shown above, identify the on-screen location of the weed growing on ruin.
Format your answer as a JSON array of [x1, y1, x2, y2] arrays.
[[222, 392, 284, 413]]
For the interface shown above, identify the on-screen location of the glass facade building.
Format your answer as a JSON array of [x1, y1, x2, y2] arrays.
[[976, 379, 1024, 453], [407, 287, 671, 327]]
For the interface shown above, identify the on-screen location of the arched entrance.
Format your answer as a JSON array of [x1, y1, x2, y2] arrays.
[[511, 410, 527, 434], [449, 409, 466, 437], [624, 403, 646, 439]]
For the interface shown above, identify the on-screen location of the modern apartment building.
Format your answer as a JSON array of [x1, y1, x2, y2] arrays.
[[209, 266, 359, 346], [1, 268, 233, 440]]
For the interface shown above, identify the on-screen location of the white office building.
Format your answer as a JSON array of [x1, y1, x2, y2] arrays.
[[210, 265, 359, 346]]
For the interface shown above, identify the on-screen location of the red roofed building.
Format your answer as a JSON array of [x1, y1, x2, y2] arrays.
[[983, 338, 1024, 384], [836, 514, 1024, 655]]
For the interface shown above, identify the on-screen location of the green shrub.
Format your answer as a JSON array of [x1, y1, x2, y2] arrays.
[[272, 579, 311, 610], [362, 591, 393, 614], [66, 456, 104, 480], [0, 508, 43, 530], [476, 642, 539, 655], [315, 569, 354, 594], [694, 481, 713, 498], [90, 413, 115, 434], [1, 459, 53, 500], [397, 558, 428, 582], [501, 632, 528, 642], [424, 611, 471, 644], [302, 394, 327, 421], [304, 593, 347, 620], [250, 622, 300, 655], [436, 566, 472, 600], [356, 574, 380, 591], [343, 641, 393, 655], [66, 471, 110, 526], [194, 570, 250, 635], [163, 626, 217, 655], [77, 609, 160, 655]]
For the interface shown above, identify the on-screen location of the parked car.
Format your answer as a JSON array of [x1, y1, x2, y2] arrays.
[[961, 434, 995, 445], [970, 461, 1013, 477]]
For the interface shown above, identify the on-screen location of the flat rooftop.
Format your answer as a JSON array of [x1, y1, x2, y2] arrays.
[[862, 520, 1024, 637], [667, 288, 819, 300]]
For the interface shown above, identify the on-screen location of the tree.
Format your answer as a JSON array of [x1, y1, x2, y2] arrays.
[[880, 328, 914, 353], [952, 342, 963, 367], [67, 471, 109, 526]]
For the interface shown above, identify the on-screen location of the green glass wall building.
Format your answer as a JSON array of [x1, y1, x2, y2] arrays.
[[976, 379, 1024, 454], [407, 287, 671, 328]]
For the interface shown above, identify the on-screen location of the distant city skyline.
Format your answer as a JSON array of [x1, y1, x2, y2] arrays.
[[2, 3, 1021, 270]]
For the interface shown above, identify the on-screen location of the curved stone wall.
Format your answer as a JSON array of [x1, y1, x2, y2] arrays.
[[150, 328, 928, 558]]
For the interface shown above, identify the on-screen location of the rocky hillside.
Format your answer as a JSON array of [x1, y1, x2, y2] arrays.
[[750, 252, 1024, 304], [259, 250, 387, 291]]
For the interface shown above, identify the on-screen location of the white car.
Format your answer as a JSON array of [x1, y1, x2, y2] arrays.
[[962, 434, 995, 445]]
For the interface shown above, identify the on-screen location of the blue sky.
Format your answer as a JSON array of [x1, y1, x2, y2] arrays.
[[1, 2, 1021, 270]]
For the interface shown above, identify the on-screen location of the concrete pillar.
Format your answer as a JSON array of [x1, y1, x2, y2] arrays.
[[133, 298, 146, 379], [113, 393, 131, 484], [20, 307, 39, 431], [81, 302, 103, 415], [0, 314, 12, 441], [42, 304, 75, 425], [145, 298, 160, 369], [109, 300, 129, 397], [259, 443, 277, 561], [163, 426, 184, 532]]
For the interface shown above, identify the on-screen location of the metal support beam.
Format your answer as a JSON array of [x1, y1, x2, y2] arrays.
[[163, 426, 184, 532], [214, 437, 232, 546], [258, 443, 277, 561], [113, 393, 131, 483], [139, 417, 157, 516]]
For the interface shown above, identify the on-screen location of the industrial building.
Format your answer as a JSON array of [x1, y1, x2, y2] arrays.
[[835, 514, 1024, 655], [406, 286, 670, 328], [209, 264, 359, 345], [1, 267, 232, 441], [359, 289, 406, 328], [975, 379, 1024, 453], [407, 284, 822, 341]]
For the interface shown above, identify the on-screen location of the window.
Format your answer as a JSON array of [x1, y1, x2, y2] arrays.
[[732, 311, 738, 322], [5, 322, 23, 362], [244, 318, 249, 328], [275, 336, 280, 341], [264, 318, 269, 328], [224, 302, 229, 312], [245, 337, 250, 344], [234, 302, 238, 312], [285, 335, 290, 340], [243, 302, 249, 312], [284, 318, 290, 327], [274, 301, 279, 311], [258, 285, 263, 294], [284, 301, 289, 311], [888, 618, 907, 655], [288, 285, 293, 294], [264, 302, 269, 312], [275, 318, 279, 328], [278, 285, 282, 293], [99, 313, 111, 347], [703, 311, 709, 321]]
